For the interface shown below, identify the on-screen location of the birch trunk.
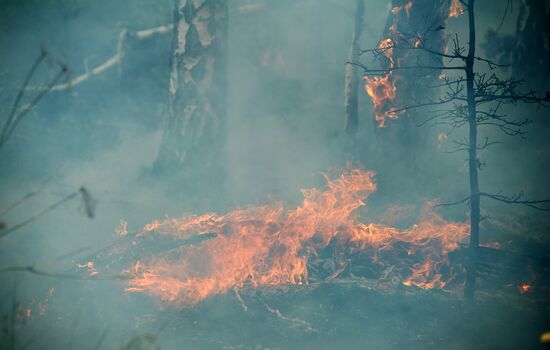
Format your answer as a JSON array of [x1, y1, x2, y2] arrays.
[[154, 0, 228, 186]]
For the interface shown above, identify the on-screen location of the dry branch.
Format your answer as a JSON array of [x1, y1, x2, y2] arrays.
[[265, 304, 319, 333], [0, 187, 95, 239], [50, 24, 172, 91]]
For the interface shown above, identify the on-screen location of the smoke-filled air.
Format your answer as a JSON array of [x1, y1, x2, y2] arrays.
[[1, 0, 550, 349]]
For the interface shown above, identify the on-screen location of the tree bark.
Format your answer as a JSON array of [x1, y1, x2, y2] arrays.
[[154, 0, 228, 187], [344, 0, 364, 137], [372, 0, 451, 197], [344, 0, 365, 162], [464, 0, 480, 301]]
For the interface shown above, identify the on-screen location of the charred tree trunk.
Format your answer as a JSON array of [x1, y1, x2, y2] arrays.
[[154, 0, 228, 190], [344, 0, 365, 159], [464, 0, 479, 301], [484, 0, 550, 89], [373, 0, 451, 197]]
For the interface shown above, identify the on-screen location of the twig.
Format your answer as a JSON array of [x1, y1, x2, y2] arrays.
[[0, 67, 67, 148], [0, 190, 79, 239], [233, 288, 248, 313], [1, 51, 47, 143], [0, 265, 125, 280], [480, 192, 550, 211], [434, 196, 471, 208], [265, 304, 318, 333]]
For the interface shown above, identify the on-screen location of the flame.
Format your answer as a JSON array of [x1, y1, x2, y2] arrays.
[[391, 1, 414, 17], [365, 0, 462, 127], [518, 284, 532, 294], [364, 39, 400, 127], [123, 169, 468, 307], [449, 0, 464, 18], [77, 261, 98, 276]]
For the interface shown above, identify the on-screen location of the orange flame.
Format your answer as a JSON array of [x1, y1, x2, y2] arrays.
[[449, 0, 464, 18], [518, 283, 532, 294], [77, 261, 98, 276], [123, 169, 468, 307], [364, 39, 400, 127]]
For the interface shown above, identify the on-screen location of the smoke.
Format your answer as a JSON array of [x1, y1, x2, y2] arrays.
[[0, 0, 549, 349]]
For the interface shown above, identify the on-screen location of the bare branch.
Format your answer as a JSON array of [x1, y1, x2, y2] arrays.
[[0, 189, 83, 239], [1, 50, 47, 143], [434, 196, 471, 208], [0, 265, 125, 280], [0, 49, 69, 149], [361, 65, 465, 75], [50, 24, 172, 91], [1, 68, 67, 147], [480, 192, 550, 211]]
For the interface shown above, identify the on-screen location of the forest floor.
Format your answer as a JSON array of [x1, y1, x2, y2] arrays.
[[2, 132, 550, 350], [29, 276, 549, 350]]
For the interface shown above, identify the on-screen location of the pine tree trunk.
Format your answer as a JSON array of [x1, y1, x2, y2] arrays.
[[154, 0, 228, 188], [373, 0, 450, 197], [464, 0, 480, 301], [344, 0, 364, 162]]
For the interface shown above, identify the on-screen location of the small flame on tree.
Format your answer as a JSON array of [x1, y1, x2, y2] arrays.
[[449, 0, 464, 18], [364, 38, 399, 127]]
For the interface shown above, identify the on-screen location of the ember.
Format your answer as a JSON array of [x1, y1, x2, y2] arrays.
[[124, 168, 468, 307], [518, 283, 533, 294]]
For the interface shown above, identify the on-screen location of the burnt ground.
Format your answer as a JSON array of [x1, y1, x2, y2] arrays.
[[11, 275, 547, 350], [154, 282, 550, 350]]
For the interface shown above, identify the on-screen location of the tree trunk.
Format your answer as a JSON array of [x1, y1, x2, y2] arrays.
[[344, 0, 365, 162], [372, 0, 451, 197], [464, 0, 480, 301], [154, 0, 228, 189], [344, 0, 364, 136]]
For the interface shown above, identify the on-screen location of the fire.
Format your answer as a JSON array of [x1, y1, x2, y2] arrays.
[[365, 0, 462, 127], [77, 261, 98, 276], [449, 0, 464, 18], [391, 1, 413, 17], [123, 168, 469, 307], [364, 39, 399, 127], [518, 284, 532, 294]]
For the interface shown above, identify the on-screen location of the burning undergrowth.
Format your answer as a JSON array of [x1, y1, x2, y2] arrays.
[[109, 168, 470, 307]]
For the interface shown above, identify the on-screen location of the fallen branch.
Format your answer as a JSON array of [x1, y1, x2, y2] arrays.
[[233, 288, 248, 313], [265, 304, 319, 333], [0, 265, 125, 280]]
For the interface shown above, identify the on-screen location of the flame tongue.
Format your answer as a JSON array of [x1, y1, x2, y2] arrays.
[[364, 38, 399, 127], [449, 0, 464, 18], [124, 169, 468, 307]]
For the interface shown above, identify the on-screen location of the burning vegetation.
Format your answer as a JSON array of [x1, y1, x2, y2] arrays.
[[363, 0, 465, 127], [363, 38, 399, 127], [122, 168, 468, 307]]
